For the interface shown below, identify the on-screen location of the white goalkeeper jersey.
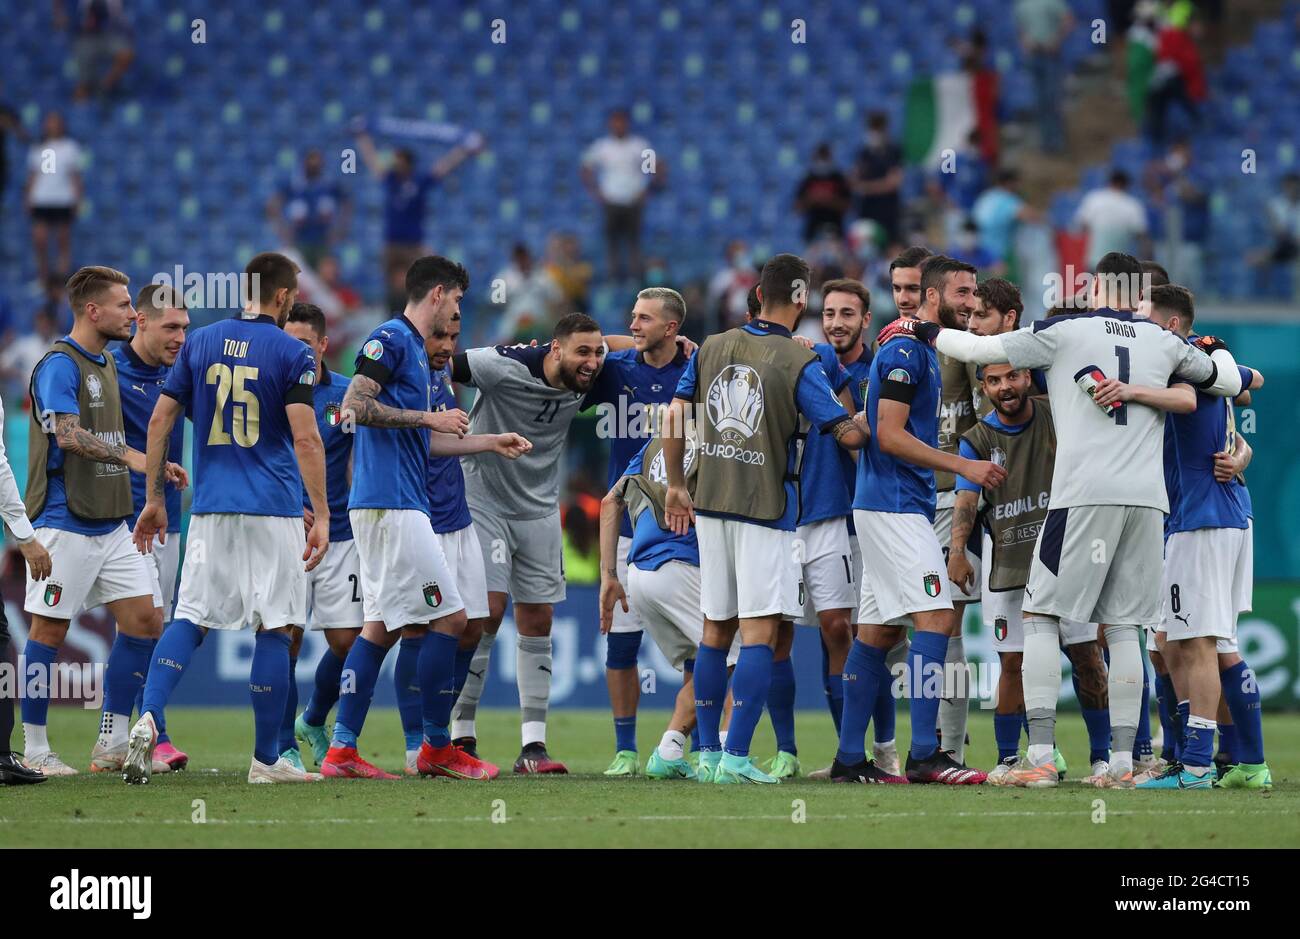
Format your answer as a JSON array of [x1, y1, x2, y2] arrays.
[[966, 309, 1222, 513]]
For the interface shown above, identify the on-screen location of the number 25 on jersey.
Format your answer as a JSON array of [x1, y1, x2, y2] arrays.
[[206, 363, 260, 447]]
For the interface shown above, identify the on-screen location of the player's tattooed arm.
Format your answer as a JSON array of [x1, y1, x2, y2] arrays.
[[948, 490, 979, 596], [54, 413, 145, 473], [342, 375, 428, 429]]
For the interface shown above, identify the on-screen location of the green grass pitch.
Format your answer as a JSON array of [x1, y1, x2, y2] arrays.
[[5, 707, 1297, 848]]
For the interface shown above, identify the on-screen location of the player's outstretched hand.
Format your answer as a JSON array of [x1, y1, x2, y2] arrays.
[[675, 335, 698, 358], [493, 432, 532, 459], [303, 517, 329, 573], [664, 484, 695, 537], [133, 503, 168, 554], [962, 458, 1008, 490], [1212, 449, 1243, 482], [876, 317, 940, 347], [1091, 378, 1133, 408], [19, 539, 52, 581], [599, 577, 628, 635], [947, 550, 975, 597], [792, 335, 815, 351], [428, 407, 469, 437], [164, 462, 189, 490]]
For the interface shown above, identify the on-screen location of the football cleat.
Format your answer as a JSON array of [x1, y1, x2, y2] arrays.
[[695, 750, 721, 783], [452, 736, 481, 759], [986, 756, 1021, 786], [646, 749, 696, 780], [603, 749, 639, 777], [1082, 759, 1112, 786], [418, 741, 493, 780], [1213, 751, 1235, 781], [1133, 758, 1172, 786], [320, 746, 400, 780], [830, 758, 908, 784], [764, 750, 800, 779], [1091, 766, 1135, 789], [122, 713, 159, 785], [249, 755, 323, 783], [713, 753, 779, 784], [404, 750, 420, 777], [0, 751, 47, 785], [1133, 751, 1166, 779], [89, 740, 127, 773], [906, 749, 986, 785], [1003, 757, 1059, 789], [153, 741, 187, 773], [294, 713, 330, 767], [1216, 761, 1272, 791], [24, 750, 78, 777], [873, 741, 901, 778], [1135, 765, 1214, 790], [1052, 746, 1068, 780], [513, 742, 568, 774], [806, 763, 835, 781], [279, 747, 307, 773]]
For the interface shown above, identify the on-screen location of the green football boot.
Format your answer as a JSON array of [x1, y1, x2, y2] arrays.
[[764, 750, 800, 779], [1052, 746, 1068, 781], [646, 748, 696, 779], [294, 713, 330, 767], [696, 750, 721, 783], [713, 752, 780, 784], [603, 750, 639, 777], [1217, 762, 1272, 791]]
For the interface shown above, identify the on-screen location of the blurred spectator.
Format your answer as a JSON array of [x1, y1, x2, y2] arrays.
[[355, 127, 482, 311], [25, 111, 82, 287], [0, 83, 27, 211], [965, 31, 1001, 166], [851, 112, 904, 246], [55, 0, 135, 100], [1144, 139, 1208, 293], [805, 231, 851, 285], [492, 242, 562, 343], [265, 149, 350, 271], [795, 142, 852, 243], [1251, 173, 1300, 298], [37, 274, 73, 331], [949, 218, 998, 272], [543, 232, 593, 314], [581, 109, 662, 282], [1014, 0, 1074, 154], [1126, 2, 1161, 125], [928, 129, 990, 246], [1074, 169, 1149, 268], [0, 308, 59, 396], [706, 241, 759, 331], [1147, 7, 1205, 146], [971, 169, 1037, 276], [315, 255, 362, 314]]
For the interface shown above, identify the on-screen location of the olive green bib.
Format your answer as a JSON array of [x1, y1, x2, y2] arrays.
[[936, 350, 976, 492], [619, 433, 700, 531], [961, 396, 1055, 591], [25, 339, 133, 522]]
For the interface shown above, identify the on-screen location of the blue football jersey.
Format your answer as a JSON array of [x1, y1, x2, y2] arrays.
[[602, 346, 691, 537], [305, 369, 354, 543], [797, 343, 853, 525], [1164, 339, 1253, 535], [426, 365, 472, 534], [30, 338, 127, 536], [853, 335, 941, 519], [349, 315, 432, 514], [162, 314, 316, 517], [114, 343, 185, 532], [840, 346, 873, 535], [624, 441, 699, 570]]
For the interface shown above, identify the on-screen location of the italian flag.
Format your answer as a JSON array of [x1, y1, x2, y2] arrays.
[[903, 72, 978, 169]]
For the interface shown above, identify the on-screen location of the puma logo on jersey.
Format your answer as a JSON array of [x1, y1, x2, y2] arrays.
[[131, 383, 148, 396], [467, 669, 484, 680], [1175, 613, 1191, 626]]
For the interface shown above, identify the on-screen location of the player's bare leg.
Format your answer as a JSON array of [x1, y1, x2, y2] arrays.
[[1065, 641, 1112, 781], [450, 593, 504, 757], [513, 600, 566, 773]]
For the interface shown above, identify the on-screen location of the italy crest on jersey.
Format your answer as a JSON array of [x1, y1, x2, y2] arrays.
[[44, 582, 63, 607], [994, 617, 1008, 641], [922, 572, 941, 598], [423, 582, 442, 607], [325, 403, 342, 427]]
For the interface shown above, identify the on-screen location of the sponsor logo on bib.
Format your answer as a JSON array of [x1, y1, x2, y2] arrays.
[[705, 364, 764, 439]]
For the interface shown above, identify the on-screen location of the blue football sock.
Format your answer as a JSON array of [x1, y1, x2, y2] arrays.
[[452, 646, 475, 698], [1133, 665, 1153, 757], [828, 670, 845, 735], [1155, 673, 1177, 762], [614, 716, 637, 752], [302, 646, 345, 727], [724, 645, 773, 758], [249, 631, 291, 767], [278, 656, 299, 754], [132, 638, 157, 718], [683, 658, 700, 752], [907, 631, 949, 761], [835, 639, 887, 765], [1217, 723, 1236, 762], [606, 631, 641, 751], [1182, 716, 1215, 769], [395, 634, 424, 751], [1176, 700, 1191, 758], [1220, 661, 1264, 764], [19, 639, 59, 728], [141, 619, 205, 739], [767, 656, 797, 755], [993, 712, 1022, 761], [332, 636, 387, 749], [1081, 708, 1111, 764], [104, 633, 153, 720], [692, 644, 728, 751], [872, 667, 896, 744], [418, 631, 458, 748]]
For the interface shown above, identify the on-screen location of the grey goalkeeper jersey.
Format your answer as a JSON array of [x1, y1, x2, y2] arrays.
[[454, 344, 619, 520]]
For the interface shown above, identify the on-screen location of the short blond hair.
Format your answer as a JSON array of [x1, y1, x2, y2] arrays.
[[135, 283, 186, 317], [67, 266, 129, 316]]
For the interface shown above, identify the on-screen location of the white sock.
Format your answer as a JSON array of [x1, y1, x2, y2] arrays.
[[719, 729, 728, 748], [874, 738, 896, 751], [1028, 743, 1054, 766], [938, 636, 970, 761], [23, 722, 49, 757], [405, 748, 419, 762], [658, 730, 686, 761], [521, 720, 546, 747], [97, 711, 130, 749], [451, 719, 476, 740], [1104, 625, 1143, 759], [1111, 751, 1134, 776]]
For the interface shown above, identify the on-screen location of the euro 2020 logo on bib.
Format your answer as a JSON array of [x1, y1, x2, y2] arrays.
[[648, 437, 697, 484], [705, 365, 764, 442]]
